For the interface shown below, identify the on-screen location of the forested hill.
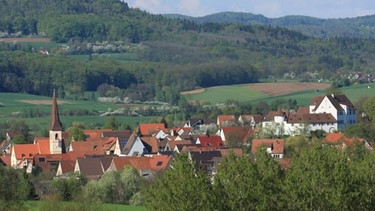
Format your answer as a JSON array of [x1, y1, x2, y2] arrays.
[[1, 0, 375, 105], [164, 12, 375, 39]]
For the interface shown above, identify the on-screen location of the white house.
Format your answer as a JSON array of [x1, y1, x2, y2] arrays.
[[261, 94, 356, 136], [309, 94, 356, 130]]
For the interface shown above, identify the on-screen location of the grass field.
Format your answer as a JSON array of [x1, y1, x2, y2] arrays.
[[0, 93, 152, 130], [183, 84, 268, 104], [0, 93, 122, 115], [182, 82, 375, 106]]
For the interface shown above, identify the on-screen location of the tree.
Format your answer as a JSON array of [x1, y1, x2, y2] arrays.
[[103, 116, 118, 130], [0, 167, 30, 210], [51, 173, 87, 201], [363, 96, 375, 122], [143, 154, 213, 211], [68, 127, 86, 142], [283, 146, 350, 210], [82, 166, 142, 205], [213, 153, 259, 210]]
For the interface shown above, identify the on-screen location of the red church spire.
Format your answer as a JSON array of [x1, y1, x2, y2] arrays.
[[50, 90, 62, 131]]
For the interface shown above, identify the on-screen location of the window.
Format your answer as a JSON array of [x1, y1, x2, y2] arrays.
[[156, 161, 163, 166], [39, 157, 45, 162]]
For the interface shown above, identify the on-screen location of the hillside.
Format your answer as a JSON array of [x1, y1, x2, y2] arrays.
[[164, 12, 375, 39], [1, 0, 375, 106]]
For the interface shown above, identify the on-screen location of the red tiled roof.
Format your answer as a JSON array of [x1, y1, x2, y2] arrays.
[[217, 115, 236, 126], [34, 138, 50, 154], [324, 133, 364, 147], [70, 138, 116, 154], [83, 129, 112, 142], [0, 154, 11, 166], [197, 135, 225, 149], [13, 144, 40, 159], [111, 155, 172, 171], [139, 123, 166, 136], [141, 136, 159, 153], [251, 139, 284, 154]]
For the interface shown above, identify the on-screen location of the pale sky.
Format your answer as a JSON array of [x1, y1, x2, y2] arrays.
[[125, 0, 375, 19]]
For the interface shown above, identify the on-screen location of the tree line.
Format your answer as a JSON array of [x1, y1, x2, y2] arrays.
[[144, 146, 375, 211]]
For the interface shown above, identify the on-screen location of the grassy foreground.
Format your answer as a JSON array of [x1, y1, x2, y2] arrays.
[[26, 200, 147, 211]]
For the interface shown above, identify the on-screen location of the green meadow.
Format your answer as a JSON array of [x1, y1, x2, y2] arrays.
[[184, 83, 375, 106], [183, 85, 268, 105], [0, 93, 152, 130]]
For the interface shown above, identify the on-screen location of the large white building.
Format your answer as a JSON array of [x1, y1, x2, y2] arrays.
[[262, 94, 356, 136]]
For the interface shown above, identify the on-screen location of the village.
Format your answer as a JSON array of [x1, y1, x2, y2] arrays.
[[0, 91, 371, 183]]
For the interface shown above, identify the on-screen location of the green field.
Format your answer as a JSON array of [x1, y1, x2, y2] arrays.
[[183, 85, 268, 104], [0, 92, 152, 130], [184, 83, 375, 106]]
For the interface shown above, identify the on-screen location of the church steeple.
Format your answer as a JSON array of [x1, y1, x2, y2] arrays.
[[50, 90, 62, 131], [49, 90, 64, 154]]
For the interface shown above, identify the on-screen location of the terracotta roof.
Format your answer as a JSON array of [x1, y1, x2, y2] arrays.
[[251, 139, 285, 154], [0, 154, 11, 166], [217, 115, 236, 126], [324, 133, 364, 147], [34, 138, 50, 154], [197, 135, 225, 149], [111, 155, 172, 171], [70, 138, 116, 154], [83, 129, 112, 142], [139, 123, 166, 136], [140, 136, 159, 153], [287, 113, 337, 124], [13, 144, 40, 159]]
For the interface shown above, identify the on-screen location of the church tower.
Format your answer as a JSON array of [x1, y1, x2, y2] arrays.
[[49, 90, 64, 154]]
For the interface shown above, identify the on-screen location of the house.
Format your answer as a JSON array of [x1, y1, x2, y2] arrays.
[[251, 139, 285, 159], [261, 94, 356, 136], [74, 156, 114, 180], [217, 115, 236, 127], [188, 148, 243, 177], [309, 94, 356, 130], [121, 134, 146, 156], [106, 155, 172, 179], [218, 126, 254, 145], [138, 123, 166, 136], [238, 115, 263, 128], [323, 133, 373, 151], [196, 135, 225, 149]]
